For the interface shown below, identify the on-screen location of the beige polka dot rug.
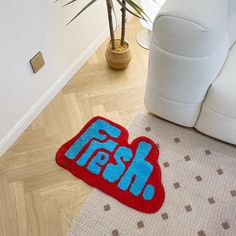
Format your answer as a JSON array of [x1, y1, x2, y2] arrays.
[[69, 114, 236, 236]]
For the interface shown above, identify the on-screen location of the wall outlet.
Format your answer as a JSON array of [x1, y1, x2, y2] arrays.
[[30, 51, 45, 73]]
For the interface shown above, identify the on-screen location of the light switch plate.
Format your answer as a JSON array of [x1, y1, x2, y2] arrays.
[[30, 51, 45, 73]]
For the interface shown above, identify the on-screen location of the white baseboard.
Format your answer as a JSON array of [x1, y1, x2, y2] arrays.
[[0, 29, 109, 157]]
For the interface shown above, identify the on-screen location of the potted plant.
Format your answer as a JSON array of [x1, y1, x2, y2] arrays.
[[57, 0, 148, 69]]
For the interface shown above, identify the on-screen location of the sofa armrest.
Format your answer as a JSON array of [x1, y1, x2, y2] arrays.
[[145, 0, 230, 126], [152, 0, 228, 57]]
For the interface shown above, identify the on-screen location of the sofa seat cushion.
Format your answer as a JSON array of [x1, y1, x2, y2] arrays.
[[195, 43, 236, 144], [228, 0, 236, 47], [203, 43, 236, 119]]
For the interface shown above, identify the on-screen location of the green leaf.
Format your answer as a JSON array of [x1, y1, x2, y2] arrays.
[[151, 0, 161, 5], [62, 0, 78, 7], [125, 0, 151, 21], [116, 0, 145, 20], [66, 0, 98, 25]]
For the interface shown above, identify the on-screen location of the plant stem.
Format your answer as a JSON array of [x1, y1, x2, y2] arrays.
[[120, 0, 126, 46], [106, 0, 115, 50]]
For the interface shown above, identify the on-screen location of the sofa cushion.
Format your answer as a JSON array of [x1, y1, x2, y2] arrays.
[[228, 0, 236, 47], [195, 42, 236, 144], [202, 43, 236, 119]]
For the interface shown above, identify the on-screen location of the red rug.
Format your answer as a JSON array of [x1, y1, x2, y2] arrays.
[[56, 116, 165, 213]]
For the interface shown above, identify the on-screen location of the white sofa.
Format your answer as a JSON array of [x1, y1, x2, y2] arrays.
[[145, 0, 236, 144]]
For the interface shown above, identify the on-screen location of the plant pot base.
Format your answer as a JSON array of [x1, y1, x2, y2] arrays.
[[105, 40, 132, 70]]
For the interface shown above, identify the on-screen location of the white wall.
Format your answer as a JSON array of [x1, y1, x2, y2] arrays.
[[0, 0, 120, 156]]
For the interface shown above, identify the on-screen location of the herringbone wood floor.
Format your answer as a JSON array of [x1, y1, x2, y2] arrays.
[[0, 19, 149, 236]]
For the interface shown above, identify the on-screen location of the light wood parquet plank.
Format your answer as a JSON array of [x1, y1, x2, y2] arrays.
[[25, 191, 46, 236], [9, 181, 27, 236], [42, 196, 63, 236]]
